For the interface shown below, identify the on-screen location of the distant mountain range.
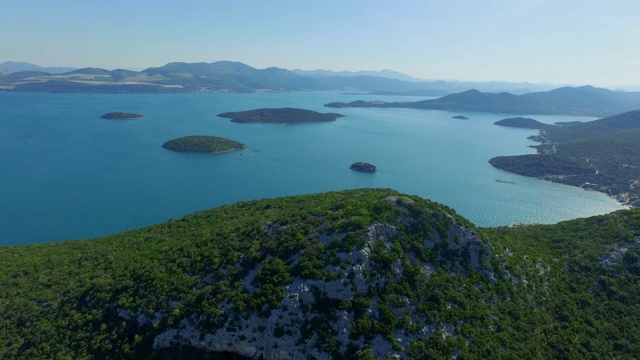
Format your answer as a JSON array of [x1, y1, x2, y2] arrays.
[[290, 68, 565, 94], [0, 61, 327, 93], [0, 61, 77, 74], [325, 86, 640, 117], [290, 68, 426, 82], [2, 61, 639, 114], [0, 60, 569, 95]]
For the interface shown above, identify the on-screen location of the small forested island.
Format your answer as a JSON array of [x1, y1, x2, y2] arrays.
[[349, 161, 377, 172], [494, 117, 550, 129], [162, 135, 246, 153], [99, 112, 144, 120], [218, 107, 344, 124], [452, 115, 468, 120]]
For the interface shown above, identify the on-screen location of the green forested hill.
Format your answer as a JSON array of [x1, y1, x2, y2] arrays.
[[1, 189, 639, 359]]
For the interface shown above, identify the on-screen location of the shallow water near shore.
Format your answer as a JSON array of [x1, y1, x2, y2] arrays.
[[0, 91, 626, 245]]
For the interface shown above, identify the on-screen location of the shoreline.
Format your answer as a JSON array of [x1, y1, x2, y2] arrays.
[[490, 128, 636, 209]]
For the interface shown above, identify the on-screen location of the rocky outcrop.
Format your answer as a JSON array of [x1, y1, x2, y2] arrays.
[[600, 236, 640, 267]]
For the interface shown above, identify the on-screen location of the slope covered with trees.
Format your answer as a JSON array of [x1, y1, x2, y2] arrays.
[[1, 189, 639, 359]]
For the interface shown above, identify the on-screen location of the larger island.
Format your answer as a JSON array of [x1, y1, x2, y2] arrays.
[[162, 135, 246, 153], [218, 107, 344, 124]]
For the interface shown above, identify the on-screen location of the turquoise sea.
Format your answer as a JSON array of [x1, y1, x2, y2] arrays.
[[0, 91, 626, 245]]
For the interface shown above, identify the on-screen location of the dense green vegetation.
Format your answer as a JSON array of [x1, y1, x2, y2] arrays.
[[482, 212, 640, 359], [161, 135, 246, 153], [99, 112, 144, 120], [218, 108, 344, 124], [1, 188, 639, 359], [325, 86, 640, 117], [490, 110, 640, 206]]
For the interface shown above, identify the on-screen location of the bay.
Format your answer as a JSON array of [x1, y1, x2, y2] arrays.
[[0, 91, 626, 245]]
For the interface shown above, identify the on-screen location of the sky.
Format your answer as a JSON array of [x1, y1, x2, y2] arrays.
[[2, 0, 639, 86]]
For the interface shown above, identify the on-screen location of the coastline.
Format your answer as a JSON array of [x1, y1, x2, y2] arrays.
[[490, 128, 636, 209]]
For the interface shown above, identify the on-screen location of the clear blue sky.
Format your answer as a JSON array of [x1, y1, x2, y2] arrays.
[[2, 0, 639, 86]]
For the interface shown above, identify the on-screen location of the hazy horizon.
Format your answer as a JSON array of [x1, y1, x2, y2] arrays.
[[2, 0, 640, 87]]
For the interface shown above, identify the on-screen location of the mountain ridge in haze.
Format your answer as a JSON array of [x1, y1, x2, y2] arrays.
[[0, 60, 563, 94], [0, 61, 77, 74], [325, 85, 640, 117], [0, 60, 632, 96]]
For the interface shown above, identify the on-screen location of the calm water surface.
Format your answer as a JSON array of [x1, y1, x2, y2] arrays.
[[0, 91, 626, 245]]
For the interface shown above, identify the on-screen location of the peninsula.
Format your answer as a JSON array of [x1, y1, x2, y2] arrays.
[[218, 107, 344, 124], [489, 109, 640, 206], [349, 162, 377, 172], [162, 135, 246, 153], [99, 112, 144, 120]]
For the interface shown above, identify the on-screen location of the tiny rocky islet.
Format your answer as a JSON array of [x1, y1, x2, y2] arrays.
[[349, 162, 377, 173]]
